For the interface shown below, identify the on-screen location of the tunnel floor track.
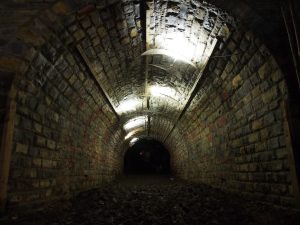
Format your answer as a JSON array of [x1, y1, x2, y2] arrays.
[[1, 176, 300, 225]]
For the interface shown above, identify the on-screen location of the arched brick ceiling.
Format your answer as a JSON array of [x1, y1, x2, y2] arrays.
[[68, 0, 236, 147], [2, 1, 298, 206], [0, 0, 291, 153]]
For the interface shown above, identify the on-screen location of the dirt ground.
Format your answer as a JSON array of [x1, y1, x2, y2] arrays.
[[1, 176, 300, 225]]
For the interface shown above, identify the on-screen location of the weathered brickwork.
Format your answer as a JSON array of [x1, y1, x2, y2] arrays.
[[2, 0, 188, 210], [171, 30, 296, 204], [0, 0, 298, 210], [165, 128, 190, 178], [9, 54, 123, 207], [5, 3, 131, 208]]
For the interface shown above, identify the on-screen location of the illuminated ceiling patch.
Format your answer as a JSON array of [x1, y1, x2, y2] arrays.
[[124, 127, 145, 140], [116, 97, 141, 114], [143, 32, 210, 66], [129, 137, 139, 146], [149, 85, 180, 101], [142, 49, 196, 67], [123, 116, 147, 131]]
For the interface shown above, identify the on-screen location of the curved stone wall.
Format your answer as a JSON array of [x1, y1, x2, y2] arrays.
[[0, 0, 298, 209]]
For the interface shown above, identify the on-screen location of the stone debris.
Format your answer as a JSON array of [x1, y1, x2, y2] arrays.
[[1, 177, 300, 225]]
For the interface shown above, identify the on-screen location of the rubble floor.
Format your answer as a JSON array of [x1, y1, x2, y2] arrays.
[[1, 175, 300, 225]]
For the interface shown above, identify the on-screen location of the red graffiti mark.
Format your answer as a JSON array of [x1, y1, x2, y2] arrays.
[[207, 134, 213, 142], [222, 90, 229, 100]]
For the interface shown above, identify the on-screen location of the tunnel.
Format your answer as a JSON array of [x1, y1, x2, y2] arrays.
[[0, 0, 300, 224], [124, 138, 171, 175]]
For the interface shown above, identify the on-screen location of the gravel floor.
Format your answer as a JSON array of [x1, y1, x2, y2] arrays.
[[1, 176, 300, 225]]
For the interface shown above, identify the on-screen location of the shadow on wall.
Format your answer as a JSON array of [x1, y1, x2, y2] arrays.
[[124, 139, 171, 175]]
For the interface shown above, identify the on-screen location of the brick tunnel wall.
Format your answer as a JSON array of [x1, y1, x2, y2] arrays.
[[8, 62, 123, 208], [0, 0, 156, 210], [0, 0, 156, 209], [9, 59, 122, 208], [0, 0, 298, 210], [4, 6, 130, 207], [169, 30, 297, 204]]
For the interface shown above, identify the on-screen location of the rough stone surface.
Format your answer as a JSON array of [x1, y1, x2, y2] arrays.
[[170, 30, 294, 204], [0, 0, 298, 212], [1, 176, 300, 225]]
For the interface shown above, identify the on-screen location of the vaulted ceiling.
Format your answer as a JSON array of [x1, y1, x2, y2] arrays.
[[0, 0, 296, 149]]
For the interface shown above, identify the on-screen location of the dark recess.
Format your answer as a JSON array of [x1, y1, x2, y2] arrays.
[[124, 139, 171, 175]]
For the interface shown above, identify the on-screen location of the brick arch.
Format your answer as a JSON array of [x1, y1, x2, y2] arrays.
[[0, 0, 299, 211]]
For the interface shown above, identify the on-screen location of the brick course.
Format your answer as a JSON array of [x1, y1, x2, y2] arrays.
[[0, 0, 298, 210]]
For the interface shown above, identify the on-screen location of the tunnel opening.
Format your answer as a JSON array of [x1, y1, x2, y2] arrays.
[[124, 138, 171, 175], [0, 0, 300, 218]]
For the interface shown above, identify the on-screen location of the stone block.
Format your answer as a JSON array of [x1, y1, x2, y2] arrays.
[[18, 29, 45, 47], [239, 164, 249, 172], [254, 142, 267, 152], [40, 179, 51, 188], [121, 37, 130, 45], [278, 80, 287, 95], [16, 143, 29, 154], [47, 140, 56, 150], [28, 147, 39, 157], [45, 189, 53, 198], [248, 53, 264, 73], [92, 37, 101, 46], [275, 148, 287, 159], [52, 2, 70, 15], [73, 30, 85, 41], [269, 124, 283, 137], [240, 38, 250, 52], [87, 27, 97, 38], [279, 135, 286, 147], [81, 18, 92, 29], [130, 28, 138, 38], [258, 62, 270, 80], [23, 168, 37, 178], [271, 69, 282, 82], [42, 159, 53, 168], [91, 11, 102, 26], [251, 173, 266, 182], [266, 161, 283, 171], [32, 158, 42, 167], [271, 184, 288, 195], [248, 163, 257, 172], [252, 119, 263, 130], [254, 183, 270, 194], [267, 137, 279, 150], [276, 172, 290, 183], [20, 117, 32, 130], [232, 74, 242, 88], [248, 132, 259, 143], [260, 128, 269, 140], [36, 136, 46, 147], [238, 173, 248, 181], [263, 112, 275, 126], [262, 87, 278, 104]]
